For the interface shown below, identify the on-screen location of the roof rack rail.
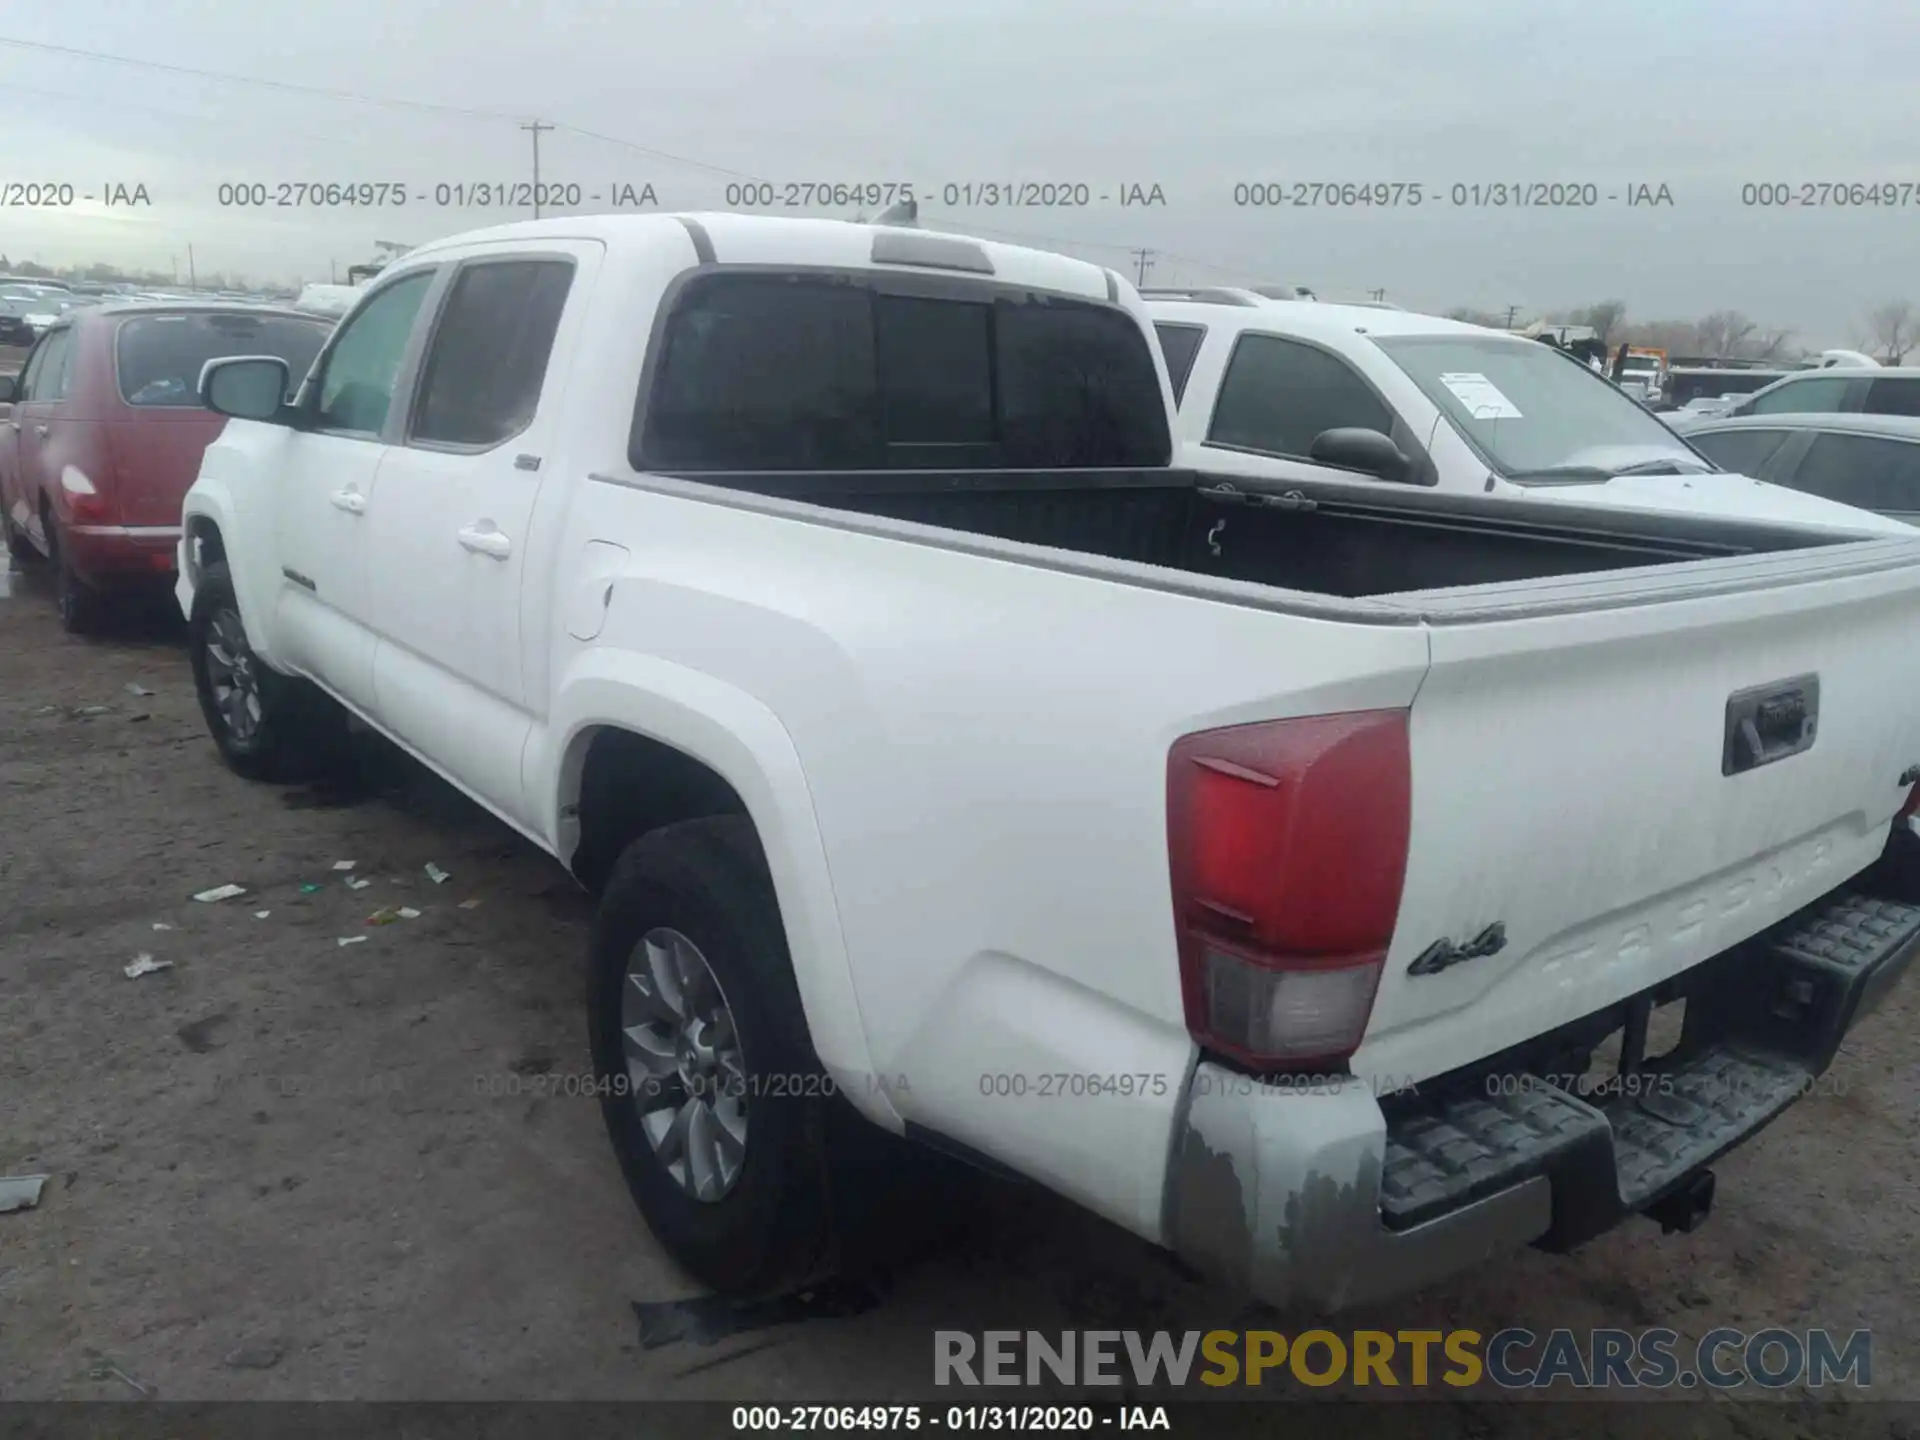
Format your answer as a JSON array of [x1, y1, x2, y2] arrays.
[[1137, 287, 1262, 307]]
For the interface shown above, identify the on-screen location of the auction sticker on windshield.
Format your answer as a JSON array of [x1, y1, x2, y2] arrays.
[[1439, 372, 1523, 419]]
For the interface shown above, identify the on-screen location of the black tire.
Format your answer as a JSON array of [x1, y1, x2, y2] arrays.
[[3, 512, 36, 565], [47, 520, 105, 634], [188, 560, 343, 782], [588, 816, 835, 1296]]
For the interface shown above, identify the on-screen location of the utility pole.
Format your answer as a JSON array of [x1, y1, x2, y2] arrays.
[[330, 258, 337, 283], [1504, 303, 1520, 329], [521, 120, 555, 218], [1131, 248, 1154, 286], [1368, 287, 1385, 302], [188, 245, 198, 291]]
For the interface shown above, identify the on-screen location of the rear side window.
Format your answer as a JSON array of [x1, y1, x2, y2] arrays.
[[1864, 376, 1920, 419], [1749, 375, 1851, 415], [117, 312, 329, 407], [1153, 322, 1205, 403], [636, 273, 1170, 471], [1207, 334, 1392, 457], [1783, 432, 1920, 512], [411, 260, 575, 447], [1685, 427, 1795, 477]]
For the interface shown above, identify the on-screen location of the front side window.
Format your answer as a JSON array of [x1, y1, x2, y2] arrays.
[[636, 273, 1170, 471], [1375, 333, 1703, 481], [116, 312, 330, 408], [314, 271, 434, 436], [1684, 427, 1795, 478], [1749, 375, 1851, 415], [20, 329, 72, 403], [1206, 334, 1393, 458], [411, 260, 574, 447]]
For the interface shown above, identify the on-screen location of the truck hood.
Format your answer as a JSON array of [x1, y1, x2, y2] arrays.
[[1525, 470, 1913, 536]]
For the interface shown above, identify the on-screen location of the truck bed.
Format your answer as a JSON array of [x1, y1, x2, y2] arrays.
[[667, 466, 1863, 602]]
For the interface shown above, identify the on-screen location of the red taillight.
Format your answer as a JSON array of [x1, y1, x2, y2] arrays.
[[66, 491, 114, 524], [1167, 709, 1412, 1070]]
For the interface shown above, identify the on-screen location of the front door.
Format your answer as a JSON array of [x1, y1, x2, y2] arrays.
[[366, 249, 592, 825], [271, 268, 437, 715]]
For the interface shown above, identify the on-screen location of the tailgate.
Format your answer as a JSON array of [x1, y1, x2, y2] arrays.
[[1356, 544, 1920, 1084], [105, 413, 225, 528]]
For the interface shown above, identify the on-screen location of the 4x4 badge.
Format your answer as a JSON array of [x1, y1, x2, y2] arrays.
[[1407, 922, 1508, 977]]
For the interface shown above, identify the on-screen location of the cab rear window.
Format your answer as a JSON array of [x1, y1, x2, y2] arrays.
[[636, 272, 1171, 471], [117, 312, 330, 408]]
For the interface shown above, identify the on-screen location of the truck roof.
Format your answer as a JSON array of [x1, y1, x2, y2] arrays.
[[400, 212, 1123, 304], [1144, 296, 1496, 342]]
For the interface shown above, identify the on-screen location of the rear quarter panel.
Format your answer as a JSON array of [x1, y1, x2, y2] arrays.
[[545, 477, 1433, 1239]]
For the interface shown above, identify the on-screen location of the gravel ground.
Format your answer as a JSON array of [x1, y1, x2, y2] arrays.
[[1, 557, 1916, 1433]]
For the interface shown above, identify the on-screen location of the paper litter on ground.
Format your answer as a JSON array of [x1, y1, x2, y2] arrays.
[[193, 884, 247, 903], [397, 907, 421, 920], [425, 863, 450, 885], [345, 877, 372, 891], [124, 953, 172, 979], [337, 936, 368, 948], [0, 1174, 49, 1214]]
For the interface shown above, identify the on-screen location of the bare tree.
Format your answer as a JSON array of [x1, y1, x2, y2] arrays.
[[1749, 328, 1796, 363], [1695, 311, 1759, 360], [1867, 300, 1915, 363], [1570, 300, 1628, 347]]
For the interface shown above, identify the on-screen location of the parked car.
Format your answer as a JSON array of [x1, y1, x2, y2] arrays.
[[1716, 364, 1920, 420], [0, 301, 331, 630], [1146, 295, 1914, 534], [1677, 413, 1920, 524], [0, 296, 37, 347], [178, 212, 1920, 1312]]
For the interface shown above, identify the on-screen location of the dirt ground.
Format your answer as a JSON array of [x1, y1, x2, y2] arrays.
[[2, 557, 1917, 1433]]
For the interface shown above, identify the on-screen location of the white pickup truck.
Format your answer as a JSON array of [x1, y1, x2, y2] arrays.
[[1145, 293, 1916, 537], [178, 213, 1920, 1312]]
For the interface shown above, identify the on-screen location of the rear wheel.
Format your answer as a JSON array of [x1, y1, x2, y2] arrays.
[[588, 816, 838, 1296], [189, 561, 343, 782], [46, 520, 105, 634]]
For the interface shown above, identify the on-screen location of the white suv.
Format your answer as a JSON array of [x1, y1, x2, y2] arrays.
[[1145, 294, 1913, 534]]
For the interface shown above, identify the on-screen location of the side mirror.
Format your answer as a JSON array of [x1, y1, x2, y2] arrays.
[[1310, 426, 1413, 483], [200, 356, 292, 422], [0, 374, 16, 404]]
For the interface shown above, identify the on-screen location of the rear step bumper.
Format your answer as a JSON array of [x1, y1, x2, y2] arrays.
[[1164, 885, 1920, 1314]]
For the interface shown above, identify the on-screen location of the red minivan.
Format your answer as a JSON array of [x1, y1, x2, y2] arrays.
[[1, 302, 331, 631]]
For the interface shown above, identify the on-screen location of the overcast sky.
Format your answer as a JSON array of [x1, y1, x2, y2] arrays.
[[2, 0, 1916, 341]]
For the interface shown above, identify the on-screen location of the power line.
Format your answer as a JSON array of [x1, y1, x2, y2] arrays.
[[1131, 248, 1154, 285]]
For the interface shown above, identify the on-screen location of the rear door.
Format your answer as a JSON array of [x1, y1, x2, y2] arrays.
[[1354, 545, 1920, 1085], [366, 247, 591, 825]]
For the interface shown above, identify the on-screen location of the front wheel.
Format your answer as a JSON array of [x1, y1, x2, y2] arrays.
[[3, 512, 37, 565], [188, 561, 342, 782]]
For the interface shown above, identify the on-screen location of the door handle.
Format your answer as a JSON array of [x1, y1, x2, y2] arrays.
[[457, 524, 512, 559], [329, 488, 366, 515]]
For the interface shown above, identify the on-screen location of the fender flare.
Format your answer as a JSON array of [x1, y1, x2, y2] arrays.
[[179, 488, 291, 672], [541, 648, 898, 1129]]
